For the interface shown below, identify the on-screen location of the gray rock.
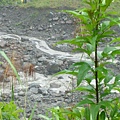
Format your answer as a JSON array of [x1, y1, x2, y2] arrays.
[[28, 83, 40, 89], [21, 37, 29, 42], [38, 88, 48, 95], [23, 55, 31, 61], [52, 17, 59, 21], [50, 83, 61, 88], [58, 76, 64, 79], [38, 56, 46, 62], [29, 87, 38, 94], [55, 44, 72, 52], [30, 94, 39, 101], [66, 20, 73, 24], [47, 62, 60, 74], [38, 26, 44, 31], [0, 40, 7, 48], [60, 21, 65, 24], [36, 94, 43, 102], [18, 91, 25, 96]]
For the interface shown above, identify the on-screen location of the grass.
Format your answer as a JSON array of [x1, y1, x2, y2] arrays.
[[19, 0, 84, 9], [17, 0, 120, 15], [0, 0, 120, 15]]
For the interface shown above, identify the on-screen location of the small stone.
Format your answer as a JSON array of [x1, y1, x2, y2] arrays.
[[21, 37, 29, 42], [0, 40, 6, 48], [53, 17, 59, 21], [63, 17, 67, 21], [60, 21, 65, 24], [66, 20, 72, 24], [2, 13, 6, 17], [28, 83, 40, 89], [38, 26, 43, 31], [23, 55, 31, 61], [58, 76, 64, 79], [47, 63, 60, 74], [38, 88, 48, 95], [18, 91, 25, 96], [51, 36, 56, 40], [50, 83, 61, 88], [29, 87, 38, 94]]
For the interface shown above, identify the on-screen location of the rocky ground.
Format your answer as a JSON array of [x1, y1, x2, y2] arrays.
[[0, 6, 82, 120], [0, 6, 120, 120]]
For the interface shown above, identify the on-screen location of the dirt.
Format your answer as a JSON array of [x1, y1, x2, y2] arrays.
[[0, 6, 76, 42]]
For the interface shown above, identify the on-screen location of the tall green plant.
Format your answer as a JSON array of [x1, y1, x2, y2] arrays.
[[44, 0, 120, 120]]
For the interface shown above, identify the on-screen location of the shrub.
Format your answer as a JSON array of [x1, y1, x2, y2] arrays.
[[39, 0, 120, 120]]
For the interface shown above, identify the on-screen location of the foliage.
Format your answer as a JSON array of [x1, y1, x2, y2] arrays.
[[0, 0, 21, 5], [0, 0, 120, 15], [39, 0, 120, 120], [0, 101, 23, 120], [0, 51, 22, 118]]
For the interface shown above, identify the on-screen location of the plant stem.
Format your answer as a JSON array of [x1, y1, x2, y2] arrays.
[[95, 43, 99, 104], [95, 0, 101, 120]]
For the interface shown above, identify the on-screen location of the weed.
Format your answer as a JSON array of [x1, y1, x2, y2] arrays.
[[39, 0, 120, 120]]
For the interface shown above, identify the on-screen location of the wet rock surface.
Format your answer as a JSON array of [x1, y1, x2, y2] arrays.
[[0, 6, 120, 119]]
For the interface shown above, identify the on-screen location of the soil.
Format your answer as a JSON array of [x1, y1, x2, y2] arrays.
[[0, 6, 76, 42]]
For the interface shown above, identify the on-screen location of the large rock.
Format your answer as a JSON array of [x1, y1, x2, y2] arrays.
[[47, 62, 60, 74]]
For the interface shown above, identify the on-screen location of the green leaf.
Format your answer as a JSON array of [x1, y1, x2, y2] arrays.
[[115, 75, 120, 82], [102, 46, 117, 58], [76, 98, 94, 107], [86, 43, 94, 55], [84, 73, 94, 84], [63, 9, 89, 23], [28, 102, 37, 120], [54, 70, 78, 77], [104, 74, 114, 85], [110, 37, 120, 44], [102, 46, 116, 54], [100, 111, 106, 120], [75, 85, 95, 93], [38, 114, 51, 120], [99, 101, 112, 109], [110, 105, 118, 119], [90, 104, 100, 120], [84, 107, 90, 120], [111, 49, 120, 57], [77, 62, 92, 86]]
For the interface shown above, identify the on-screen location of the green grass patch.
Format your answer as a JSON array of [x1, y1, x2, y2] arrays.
[[18, 0, 120, 15], [19, 0, 83, 9], [0, 0, 120, 15]]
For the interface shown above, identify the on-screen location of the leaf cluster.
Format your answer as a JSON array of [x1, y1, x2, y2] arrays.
[[0, 101, 23, 120]]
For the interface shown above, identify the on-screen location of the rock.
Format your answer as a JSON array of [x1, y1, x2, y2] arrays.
[[52, 17, 59, 21], [58, 76, 64, 79], [21, 37, 29, 42], [23, 55, 31, 61], [28, 83, 40, 89], [55, 44, 72, 52], [47, 62, 60, 74], [18, 91, 25, 96], [38, 26, 44, 31], [29, 87, 38, 94], [50, 83, 61, 88], [66, 20, 73, 24], [0, 40, 7, 47], [60, 21, 65, 24], [38, 56, 46, 62], [38, 88, 48, 95], [2, 13, 6, 17]]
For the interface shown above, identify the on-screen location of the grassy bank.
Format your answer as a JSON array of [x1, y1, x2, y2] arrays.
[[0, 0, 120, 15]]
